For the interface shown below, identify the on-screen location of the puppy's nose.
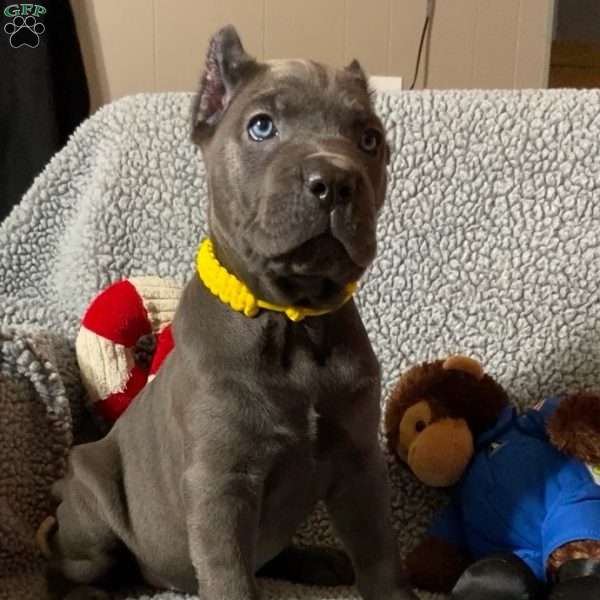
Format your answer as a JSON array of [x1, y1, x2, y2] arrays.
[[305, 162, 358, 206]]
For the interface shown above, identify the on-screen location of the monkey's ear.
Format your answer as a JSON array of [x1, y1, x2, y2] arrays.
[[191, 25, 257, 144], [442, 356, 484, 381]]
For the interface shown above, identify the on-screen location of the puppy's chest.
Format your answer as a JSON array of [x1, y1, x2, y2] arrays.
[[268, 320, 368, 397], [274, 350, 373, 456], [258, 316, 379, 451]]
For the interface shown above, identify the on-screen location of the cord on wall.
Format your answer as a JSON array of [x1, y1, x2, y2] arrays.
[[409, 0, 435, 90]]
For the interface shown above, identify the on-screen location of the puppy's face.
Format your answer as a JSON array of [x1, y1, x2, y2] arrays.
[[192, 27, 389, 308]]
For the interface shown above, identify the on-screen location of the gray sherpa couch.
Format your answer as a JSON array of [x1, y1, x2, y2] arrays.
[[2, 89, 600, 600]]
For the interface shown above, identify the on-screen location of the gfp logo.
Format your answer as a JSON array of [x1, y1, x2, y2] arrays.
[[3, 4, 47, 48]]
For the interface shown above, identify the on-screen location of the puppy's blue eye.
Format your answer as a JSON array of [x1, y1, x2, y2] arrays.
[[248, 114, 277, 142]]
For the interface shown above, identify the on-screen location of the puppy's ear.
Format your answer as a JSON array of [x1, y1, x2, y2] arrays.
[[345, 59, 368, 89], [192, 25, 255, 144]]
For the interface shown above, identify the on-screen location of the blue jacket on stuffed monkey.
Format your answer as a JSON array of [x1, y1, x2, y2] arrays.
[[430, 397, 600, 580], [385, 355, 600, 594]]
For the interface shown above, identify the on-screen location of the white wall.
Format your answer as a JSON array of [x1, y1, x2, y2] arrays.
[[70, 0, 556, 111]]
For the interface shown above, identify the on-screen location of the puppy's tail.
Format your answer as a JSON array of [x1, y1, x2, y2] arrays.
[[36, 515, 58, 559]]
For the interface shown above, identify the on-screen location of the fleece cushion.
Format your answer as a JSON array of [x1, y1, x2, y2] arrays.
[[2, 89, 600, 599]]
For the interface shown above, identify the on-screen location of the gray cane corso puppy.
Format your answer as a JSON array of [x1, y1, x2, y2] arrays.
[[40, 25, 416, 600]]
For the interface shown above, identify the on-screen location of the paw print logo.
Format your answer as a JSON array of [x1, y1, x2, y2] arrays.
[[4, 15, 45, 48]]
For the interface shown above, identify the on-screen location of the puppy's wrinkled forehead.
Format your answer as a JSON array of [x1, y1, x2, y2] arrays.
[[265, 59, 337, 87], [249, 59, 373, 121]]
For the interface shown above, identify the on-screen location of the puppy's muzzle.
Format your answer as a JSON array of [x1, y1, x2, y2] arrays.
[[304, 157, 359, 209], [302, 154, 375, 268]]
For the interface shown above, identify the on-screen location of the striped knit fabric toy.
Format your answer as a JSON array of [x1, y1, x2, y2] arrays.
[[75, 276, 181, 423]]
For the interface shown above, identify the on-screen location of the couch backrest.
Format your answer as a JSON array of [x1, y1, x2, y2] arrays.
[[2, 90, 600, 407]]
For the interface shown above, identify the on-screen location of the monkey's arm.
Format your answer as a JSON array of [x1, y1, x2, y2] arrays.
[[546, 393, 600, 464]]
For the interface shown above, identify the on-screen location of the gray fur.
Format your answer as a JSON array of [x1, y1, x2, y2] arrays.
[[47, 26, 414, 600]]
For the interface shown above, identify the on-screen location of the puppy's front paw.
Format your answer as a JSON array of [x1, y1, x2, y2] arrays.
[[304, 546, 355, 586], [380, 587, 418, 600], [64, 587, 111, 600], [257, 545, 355, 586], [397, 593, 418, 600]]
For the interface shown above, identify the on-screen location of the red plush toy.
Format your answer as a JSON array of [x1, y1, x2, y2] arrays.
[[75, 276, 182, 423]]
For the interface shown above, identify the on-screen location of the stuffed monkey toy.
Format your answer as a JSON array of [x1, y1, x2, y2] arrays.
[[385, 356, 600, 600]]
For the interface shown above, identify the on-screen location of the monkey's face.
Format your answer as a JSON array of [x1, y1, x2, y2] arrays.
[[388, 355, 494, 488], [395, 397, 474, 487]]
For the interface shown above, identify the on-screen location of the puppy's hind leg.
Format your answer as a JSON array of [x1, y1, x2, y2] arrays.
[[38, 500, 131, 600], [39, 438, 142, 599]]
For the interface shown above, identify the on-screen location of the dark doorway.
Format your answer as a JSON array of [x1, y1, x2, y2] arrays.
[[550, 0, 600, 88]]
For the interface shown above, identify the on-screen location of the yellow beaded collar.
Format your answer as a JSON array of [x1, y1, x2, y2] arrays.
[[196, 239, 357, 322]]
